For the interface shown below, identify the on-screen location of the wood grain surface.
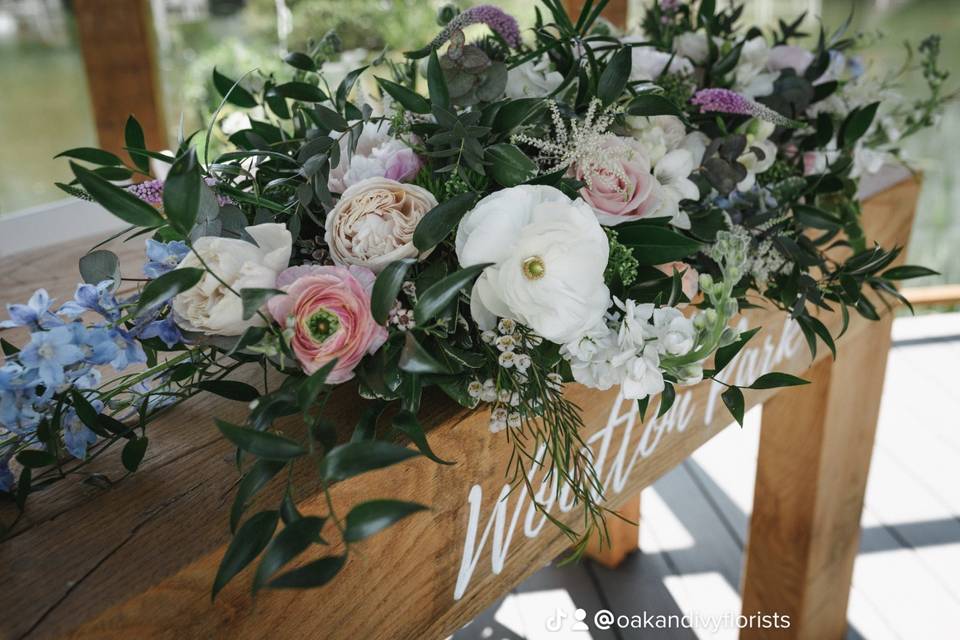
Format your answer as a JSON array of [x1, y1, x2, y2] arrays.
[[0, 178, 919, 639]]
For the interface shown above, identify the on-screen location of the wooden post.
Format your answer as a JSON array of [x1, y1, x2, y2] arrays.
[[73, 0, 167, 160], [563, 0, 630, 29], [586, 493, 640, 568], [740, 313, 894, 639]]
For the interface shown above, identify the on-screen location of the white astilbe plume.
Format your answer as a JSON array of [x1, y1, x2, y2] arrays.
[[512, 99, 627, 190]]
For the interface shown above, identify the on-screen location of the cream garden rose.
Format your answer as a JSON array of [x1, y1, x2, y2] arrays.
[[455, 185, 610, 344], [325, 177, 438, 273], [172, 223, 292, 336]]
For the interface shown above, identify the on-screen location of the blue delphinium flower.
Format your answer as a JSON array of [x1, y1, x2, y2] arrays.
[[108, 328, 147, 371], [143, 239, 189, 279], [0, 289, 64, 330], [62, 402, 100, 459], [59, 281, 121, 322], [67, 322, 120, 366], [137, 316, 183, 348], [18, 326, 84, 387]]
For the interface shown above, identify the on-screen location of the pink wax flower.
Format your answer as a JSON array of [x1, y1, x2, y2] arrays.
[[268, 264, 387, 383], [575, 135, 662, 226]]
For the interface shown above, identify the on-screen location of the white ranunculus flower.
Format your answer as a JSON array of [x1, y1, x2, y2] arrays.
[[455, 185, 610, 344], [505, 54, 563, 99], [325, 177, 438, 273], [172, 223, 292, 336]]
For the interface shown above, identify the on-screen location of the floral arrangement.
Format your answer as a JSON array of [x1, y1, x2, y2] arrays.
[[0, 0, 950, 595]]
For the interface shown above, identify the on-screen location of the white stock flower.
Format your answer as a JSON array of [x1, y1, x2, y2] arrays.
[[505, 54, 563, 99], [651, 307, 696, 356], [623, 115, 687, 164], [620, 345, 665, 400], [172, 224, 292, 336], [736, 120, 778, 191], [652, 149, 699, 229], [734, 37, 777, 98], [456, 186, 610, 344], [673, 32, 711, 65], [624, 39, 694, 82]]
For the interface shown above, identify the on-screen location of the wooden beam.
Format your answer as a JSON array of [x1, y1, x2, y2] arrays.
[[563, 0, 630, 29], [901, 284, 960, 307], [73, 0, 167, 161], [585, 493, 640, 568]]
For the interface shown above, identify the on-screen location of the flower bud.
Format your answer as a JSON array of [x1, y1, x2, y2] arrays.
[[719, 327, 739, 347], [698, 273, 715, 291]]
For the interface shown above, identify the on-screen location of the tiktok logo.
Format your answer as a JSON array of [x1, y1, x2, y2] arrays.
[[545, 608, 590, 633]]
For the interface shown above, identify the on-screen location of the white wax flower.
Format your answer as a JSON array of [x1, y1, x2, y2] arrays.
[[172, 223, 292, 336], [455, 185, 610, 344]]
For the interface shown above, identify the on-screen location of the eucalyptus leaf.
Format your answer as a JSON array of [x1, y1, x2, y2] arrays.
[[79, 250, 120, 286]]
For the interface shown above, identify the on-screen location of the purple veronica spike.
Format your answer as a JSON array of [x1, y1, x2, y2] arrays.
[[691, 88, 803, 128], [430, 5, 521, 50], [127, 179, 165, 206]]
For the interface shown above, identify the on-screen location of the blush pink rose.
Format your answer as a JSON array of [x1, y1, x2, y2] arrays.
[[656, 261, 699, 303], [576, 135, 662, 226], [267, 264, 387, 383]]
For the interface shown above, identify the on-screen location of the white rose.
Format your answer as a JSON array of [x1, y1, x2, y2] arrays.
[[172, 223, 292, 336], [505, 55, 564, 99], [325, 177, 438, 273], [455, 185, 610, 344], [623, 39, 694, 82]]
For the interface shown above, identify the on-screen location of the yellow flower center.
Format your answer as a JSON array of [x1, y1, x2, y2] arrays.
[[522, 256, 546, 280]]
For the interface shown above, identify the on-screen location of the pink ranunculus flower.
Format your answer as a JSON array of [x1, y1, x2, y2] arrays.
[[575, 135, 662, 226], [267, 264, 387, 383], [655, 261, 700, 303]]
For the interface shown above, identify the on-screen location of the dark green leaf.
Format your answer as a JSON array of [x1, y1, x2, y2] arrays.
[[597, 47, 631, 106], [197, 380, 260, 402], [881, 265, 939, 280], [312, 104, 349, 132], [79, 250, 120, 286], [296, 359, 338, 412], [376, 77, 430, 114], [414, 263, 490, 326], [284, 52, 316, 72], [351, 401, 386, 442], [121, 436, 149, 472], [230, 459, 286, 532], [427, 51, 450, 110], [748, 372, 809, 390], [55, 147, 124, 166], [253, 516, 326, 592], [721, 386, 745, 426], [212, 510, 278, 599], [626, 94, 684, 118], [657, 383, 676, 418], [371, 259, 415, 325], [70, 162, 165, 228], [484, 144, 538, 187], [15, 449, 56, 469], [213, 68, 258, 108], [840, 101, 879, 147], [319, 441, 420, 482], [412, 191, 479, 252], [270, 82, 327, 103], [616, 225, 702, 265], [124, 116, 150, 172], [216, 420, 306, 460], [136, 267, 203, 314], [267, 555, 345, 589], [344, 500, 428, 543], [70, 389, 111, 438], [393, 410, 453, 465], [712, 327, 760, 374], [240, 287, 284, 321], [163, 150, 202, 233], [492, 97, 543, 132], [398, 333, 451, 374]]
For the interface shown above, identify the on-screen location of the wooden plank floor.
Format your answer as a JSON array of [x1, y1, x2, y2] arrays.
[[453, 312, 960, 640]]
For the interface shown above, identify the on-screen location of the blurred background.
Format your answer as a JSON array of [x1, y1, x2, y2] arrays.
[[0, 0, 957, 294]]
